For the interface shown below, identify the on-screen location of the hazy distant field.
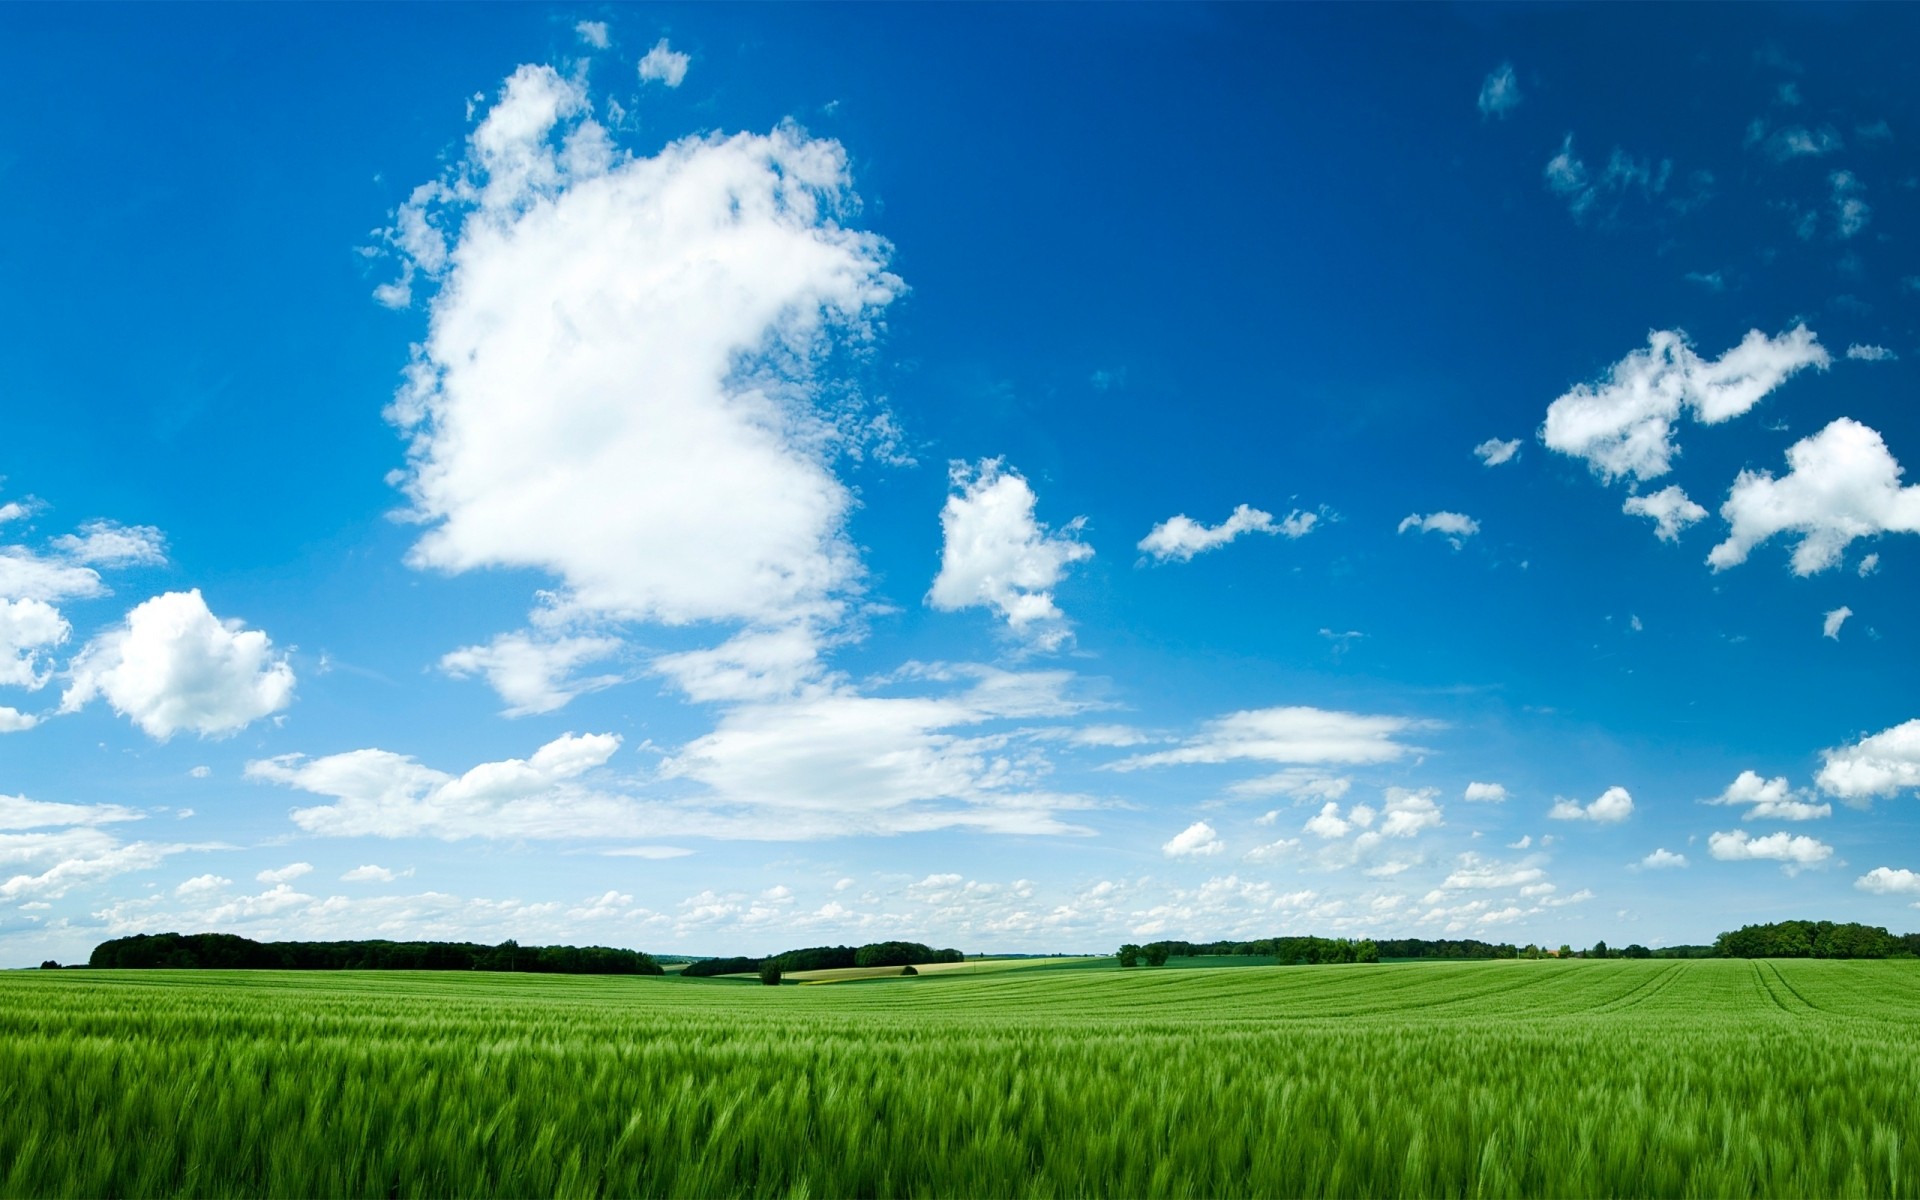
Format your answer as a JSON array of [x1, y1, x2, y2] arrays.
[[3, 959, 1917, 1197]]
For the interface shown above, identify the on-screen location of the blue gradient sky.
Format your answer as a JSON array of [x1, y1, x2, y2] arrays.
[[3, 4, 1918, 963]]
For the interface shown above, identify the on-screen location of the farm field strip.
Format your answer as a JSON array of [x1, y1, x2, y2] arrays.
[[3, 959, 1918, 1197]]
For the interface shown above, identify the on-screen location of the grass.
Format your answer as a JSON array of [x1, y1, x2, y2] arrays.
[[2, 958, 1917, 1196]]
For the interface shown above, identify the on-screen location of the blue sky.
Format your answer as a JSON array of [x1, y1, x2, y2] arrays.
[[4, 4, 1919, 963]]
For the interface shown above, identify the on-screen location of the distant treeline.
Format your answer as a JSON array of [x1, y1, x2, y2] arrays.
[[680, 941, 964, 978], [1714, 921, 1920, 959], [89, 933, 662, 975]]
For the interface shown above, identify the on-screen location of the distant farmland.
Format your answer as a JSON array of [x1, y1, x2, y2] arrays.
[[2, 958, 1915, 1196]]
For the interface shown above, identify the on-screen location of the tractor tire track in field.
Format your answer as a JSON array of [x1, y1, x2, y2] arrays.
[[1590, 963, 1687, 1014], [1763, 961, 1825, 1014], [1752, 961, 1797, 1013]]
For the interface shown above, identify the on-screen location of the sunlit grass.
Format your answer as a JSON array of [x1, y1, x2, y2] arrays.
[[1, 959, 1915, 1197]]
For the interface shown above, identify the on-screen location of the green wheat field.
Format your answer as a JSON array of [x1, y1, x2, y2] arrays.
[[3, 958, 1916, 1197]]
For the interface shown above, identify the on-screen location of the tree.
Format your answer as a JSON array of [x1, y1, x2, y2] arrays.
[[1354, 940, 1379, 965], [759, 961, 783, 986], [39, 960, 60, 970], [1591, 940, 1609, 959], [1143, 943, 1171, 967], [1558, 945, 1573, 959], [901, 965, 918, 977], [1116, 944, 1142, 968]]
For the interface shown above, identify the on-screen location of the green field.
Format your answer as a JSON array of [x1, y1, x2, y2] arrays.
[[3, 959, 1917, 1197]]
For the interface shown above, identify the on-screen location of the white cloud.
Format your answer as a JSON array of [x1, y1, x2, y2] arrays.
[[1378, 787, 1443, 837], [1847, 344, 1896, 362], [61, 590, 294, 740], [0, 597, 70, 690], [1542, 136, 1674, 222], [1749, 122, 1843, 162], [1707, 770, 1830, 822], [256, 863, 313, 884], [1, 840, 185, 901], [1622, 486, 1708, 543], [189, 765, 211, 779], [1473, 438, 1521, 467], [1229, 770, 1351, 801], [928, 459, 1092, 650], [50, 521, 166, 567], [0, 546, 104, 604], [1710, 418, 1920, 575], [1640, 848, 1688, 869], [1463, 781, 1508, 803], [1542, 326, 1828, 484], [1112, 706, 1420, 771], [1478, 63, 1520, 119], [257, 669, 1097, 843], [0, 706, 37, 733], [175, 874, 230, 897], [1548, 785, 1633, 823], [1138, 503, 1313, 563], [600, 845, 694, 860], [1857, 867, 1920, 896], [0, 794, 142, 830], [1684, 270, 1725, 291], [637, 39, 690, 88], [1817, 719, 1920, 802], [1303, 801, 1364, 839], [1397, 511, 1479, 547], [439, 630, 623, 716], [1438, 854, 1544, 891], [1830, 171, 1870, 239], [1708, 829, 1833, 870], [380, 63, 900, 685], [1859, 553, 1880, 577], [1823, 607, 1853, 640], [574, 20, 609, 49], [342, 864, 411, 883], [1163, 821, 1224, 859]]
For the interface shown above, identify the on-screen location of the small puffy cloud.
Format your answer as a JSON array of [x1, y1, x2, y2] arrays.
[[257, 863, 313, 884], [62, 590, 295, 740], [342, 864, 411, 883], [1847, 344, 1896, 362], [1857, 867, 1920, 896], [1710, 418, 1920, 576], [1830, 171, 1870, 239], [1138, 503, 1313, 563], [1548, 785, 1633, 823], [1817, 719, 1920, 802], [1304, 801, 1364, 839], [1379, 787, 1443, 837], [1749, 122, 1843, 162], [1463, 781, 1508, 803], [50, 521, 166, 567], [1622, 486, 1708, 543], [1708, 829, 1833, 870], [929, 459, 1092, 650], [1823, 607, 1853, 640], [1473, 438, 1521, 467], [175, 874, 230, 897], [0, 706, 37, 732], [1707, 770, 1830, 821], [1398, 512, 1479, 547], [574, 20, 609, 48], [1859, 554, 1880, 577], [637, 38, 689, 87], [0, 597, 70, 690], [1640, 848, 1688, 869], [1478, 63, 1521, 119], [1162, 821, 1224, 859], [1112, 706, 1420, 771], [440, 631, 623, 716], [189, 766, 211, 779], [1543, 326, 1828, 484], [1684, 270, 1725, 291]]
